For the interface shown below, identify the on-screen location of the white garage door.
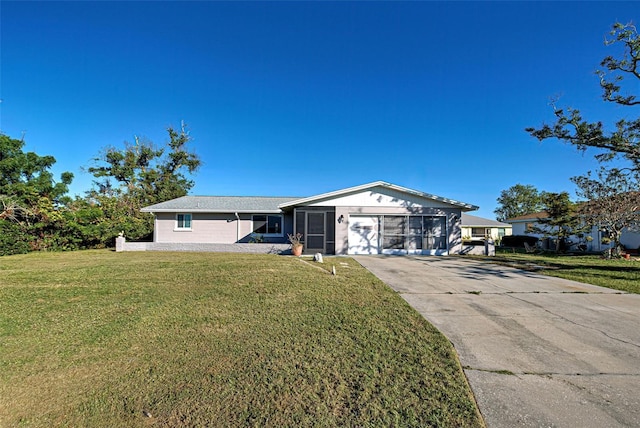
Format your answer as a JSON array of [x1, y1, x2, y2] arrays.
[[348, 216, 380, 254]]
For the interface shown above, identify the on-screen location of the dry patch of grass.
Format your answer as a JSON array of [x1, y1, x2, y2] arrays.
[[0, 250, 482, 427]]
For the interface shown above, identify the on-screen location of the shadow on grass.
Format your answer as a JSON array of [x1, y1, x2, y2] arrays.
[[528, 259, 640, 274], [484, 253, 640, 294]]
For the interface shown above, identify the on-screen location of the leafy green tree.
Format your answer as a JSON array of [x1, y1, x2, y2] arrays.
[[530, 192, 585, 252], [526, 22, 640, 171], [0, 133, 74, 253], [572, 168, 640, 257], [86, 124, 201, 243], [494, 184, 544, 221], [0, 134, 73, 214]]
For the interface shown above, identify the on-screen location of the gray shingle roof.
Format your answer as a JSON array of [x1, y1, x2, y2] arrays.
[[141, 196, 300, 213], [505, 211, 549, 222], [141, 181, 481, 214], [461, 213, 511, 227]]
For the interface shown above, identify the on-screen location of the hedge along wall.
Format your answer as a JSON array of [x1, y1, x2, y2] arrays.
[[501, 235, 539, 248]]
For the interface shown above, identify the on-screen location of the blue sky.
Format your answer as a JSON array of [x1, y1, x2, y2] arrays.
[[1, 1, 637, 219]]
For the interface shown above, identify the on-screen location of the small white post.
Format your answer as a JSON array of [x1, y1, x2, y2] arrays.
[[115, 234, 126, 252]]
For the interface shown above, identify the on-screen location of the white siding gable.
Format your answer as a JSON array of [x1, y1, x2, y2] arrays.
[[305, 186, 455, 208]]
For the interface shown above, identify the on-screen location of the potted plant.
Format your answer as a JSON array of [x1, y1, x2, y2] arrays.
[[288, 233, 303, 256]]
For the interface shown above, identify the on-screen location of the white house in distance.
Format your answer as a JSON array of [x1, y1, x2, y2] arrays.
[[460, 213, 512, 243], [136, 181, 480, 256], [507, 211, 640, 252]]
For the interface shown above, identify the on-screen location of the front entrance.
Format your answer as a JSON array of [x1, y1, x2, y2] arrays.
[[293, 208, 336, 254], [305, 212, 325, 253]]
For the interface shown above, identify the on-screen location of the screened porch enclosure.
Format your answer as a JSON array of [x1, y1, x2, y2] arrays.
[[349, 214, 449, 255], [382, 215, 447, 252]]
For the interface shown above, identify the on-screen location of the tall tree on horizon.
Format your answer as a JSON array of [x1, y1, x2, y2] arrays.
[[529, 192, 586, 252], [86, 123, 201, 243], [0, 133, 74, 254], [494, 184, 544, 222]]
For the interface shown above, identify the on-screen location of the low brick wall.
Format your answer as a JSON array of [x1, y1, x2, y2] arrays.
[[460, 241, 495, 256], [115, 237, 291, 254]]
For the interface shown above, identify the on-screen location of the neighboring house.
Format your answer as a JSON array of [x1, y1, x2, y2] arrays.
[[507, 212, 552, 238], [506, 211, 640, 252], [140, 181, 479, 255], [460, 213, 512, 242]]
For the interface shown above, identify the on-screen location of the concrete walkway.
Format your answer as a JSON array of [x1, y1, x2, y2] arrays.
[[354, 256, 640, 428]]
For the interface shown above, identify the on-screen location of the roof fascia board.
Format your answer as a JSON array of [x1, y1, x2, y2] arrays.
[[141, 208, 284, 214]]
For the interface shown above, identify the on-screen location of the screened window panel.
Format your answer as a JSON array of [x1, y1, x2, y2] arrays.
[[424, 236, 436, 250], [383, 236, 404, 250], [424, 216, 446, 237], [408, 236, 422, 250], [307, 236, 324, 249], [326, 242, 335, 254], [326, 212, 335, 240], [384, 216, 405, 235], [408, 216, 422, 235], [433, 236, 447, 249], [308, 213, 324, 234], [422, 217, 433, 234], [433, 217, 446, 237], [295, 211, 306, 239]]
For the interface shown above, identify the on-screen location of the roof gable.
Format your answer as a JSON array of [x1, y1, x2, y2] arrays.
[[279, 181, 478, 211]]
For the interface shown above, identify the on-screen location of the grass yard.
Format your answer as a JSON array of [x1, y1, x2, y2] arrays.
[[0, 250, 483, 427], [477, 251, 640, 294]]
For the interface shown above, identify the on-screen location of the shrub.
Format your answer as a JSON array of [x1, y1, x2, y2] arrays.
[[0, 221, 31, 256], [501, 235, 539, 248], [463, 239, 486, 246]]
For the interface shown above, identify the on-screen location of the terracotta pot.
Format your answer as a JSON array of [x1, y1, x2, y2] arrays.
[[292, 244, 303, 257]]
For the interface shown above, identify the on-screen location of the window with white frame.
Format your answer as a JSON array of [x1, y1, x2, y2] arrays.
[[471, 227, 486, 238], [176, 213, 192, 230], [252, 214, 283, 236]]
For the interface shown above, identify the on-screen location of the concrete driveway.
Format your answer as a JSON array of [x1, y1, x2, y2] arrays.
[[354, 256, 640, 428]]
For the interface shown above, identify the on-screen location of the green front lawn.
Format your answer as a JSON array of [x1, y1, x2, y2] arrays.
[[480, 251, 640, 294], [0, 251, 483, 427]]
